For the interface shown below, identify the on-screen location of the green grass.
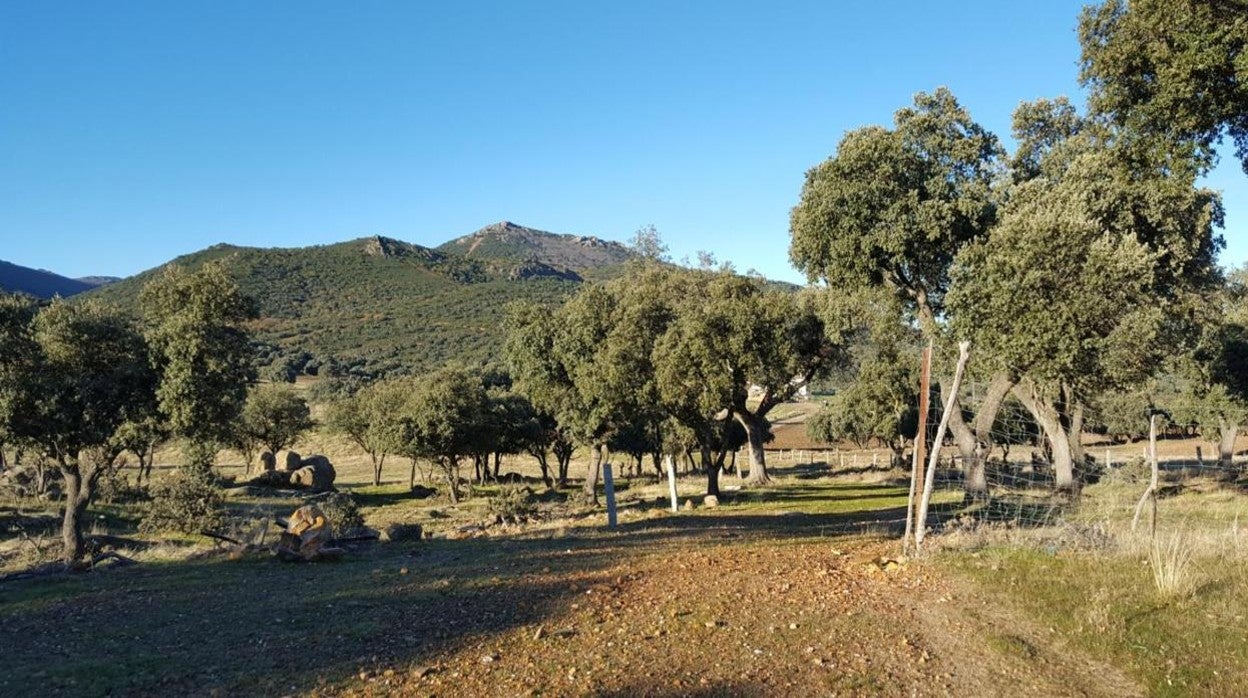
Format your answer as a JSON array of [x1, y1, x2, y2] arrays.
[[943, 539, 1248, 695]]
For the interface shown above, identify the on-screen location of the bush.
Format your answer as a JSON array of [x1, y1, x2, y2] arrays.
[[95, 469, 148, 505], [487, 486, 536, 524], [141, 467, 224, 534], [313, 491, 364, 536], [181, 439, 220, 470]]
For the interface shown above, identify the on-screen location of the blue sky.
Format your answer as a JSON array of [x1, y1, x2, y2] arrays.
[[2, 1, 1244, 283]]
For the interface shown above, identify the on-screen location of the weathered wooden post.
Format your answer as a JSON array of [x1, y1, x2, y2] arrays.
[[665, 455, 679, 513], [904, 340, 934, 552], [603, 461, 618, 528], [1133, 411, 1163, 537], [916, 341, 971, 552]]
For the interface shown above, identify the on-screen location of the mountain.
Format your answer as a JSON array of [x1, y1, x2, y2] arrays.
[[76, 276, 122, 287], [0, 260, 96, 298], [437, 221, 634, 278], [86, 224, 640, 379]]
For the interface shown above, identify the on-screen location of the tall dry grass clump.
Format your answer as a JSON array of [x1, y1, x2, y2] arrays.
[[1149, 531, 1197, 599]]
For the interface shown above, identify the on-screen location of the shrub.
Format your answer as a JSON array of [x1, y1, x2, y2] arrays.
[[181, 439, 220, 471], [313, 492, 364, 536], [487, 486, 536, 524], [95, 469, 148, 505], [141, 467, 224, 534]]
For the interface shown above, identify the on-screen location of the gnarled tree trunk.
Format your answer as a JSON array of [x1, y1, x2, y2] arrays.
[[700, 447, 720, 498], [1012, 381, 1074, 493], [60, 462, 92, 565], [947, 371, 1014, 501], [1218, 417, 1239, 468], [735, 411, 770, 486], [583, 444, 604, 504]]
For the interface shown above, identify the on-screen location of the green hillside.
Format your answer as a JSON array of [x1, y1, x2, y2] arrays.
[[86, 233, 590, 379]]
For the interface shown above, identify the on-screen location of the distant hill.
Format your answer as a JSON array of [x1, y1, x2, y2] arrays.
[[86, 225, 635, 379], [437, 221, 634, 278], [0, 260, 96, 298], [76, 276, 121, 287]]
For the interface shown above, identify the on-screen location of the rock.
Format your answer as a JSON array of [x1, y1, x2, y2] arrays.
[[245, 470, 296, 489], [282, 451, 302, 472], [683, 499, 695, 511], [381, 523, 424, 543], [703, 494, 719, 508], [533, 625, 546, 640], [290, 455, 336, 491], [258, 451, 276, 472], [410, 485, 437, 499], [480, 653, 498, 664]]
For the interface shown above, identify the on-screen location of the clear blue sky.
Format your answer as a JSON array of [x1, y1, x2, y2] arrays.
[[2, 1, 1244, 283]]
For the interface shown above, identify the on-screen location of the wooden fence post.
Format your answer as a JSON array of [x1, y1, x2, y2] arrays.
[[665, 455, 679, 513], [1133, 412, 1161, 536], [916, 341, 971, 551], [603, 462, 618, 528], [904, 340, 934, 553]]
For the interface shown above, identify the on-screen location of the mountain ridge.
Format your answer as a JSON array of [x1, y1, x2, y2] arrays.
[[0, 260, 99, 299], [79, 222, 640, 379]]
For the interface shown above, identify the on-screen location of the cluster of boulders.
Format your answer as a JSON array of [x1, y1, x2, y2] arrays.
[[247, 450, 336, 492]]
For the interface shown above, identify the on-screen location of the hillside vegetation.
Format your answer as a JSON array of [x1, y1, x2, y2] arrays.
[[86, 223, 638, 377]]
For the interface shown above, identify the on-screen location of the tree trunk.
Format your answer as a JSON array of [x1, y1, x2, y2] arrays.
[[735, 412, 770, 486], [371, 453, 384, 487], [705, 454, 721, 498], [556, 448, 571, 487], [1063, 384, 1086, 469], [60, 464, 89, 564], [584, 444, 603, 504], [947, 371, 1013, 501], [409, 458, 417, 490], [1012, 382, 1074, 493], [493, 452, 502, 480], [532, 450, 553, 488], [1218, 417, 1239, 468], [444, 458, 459, 504]]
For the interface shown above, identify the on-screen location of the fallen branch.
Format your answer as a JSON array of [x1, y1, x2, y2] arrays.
[[89, 551, 136, 569]]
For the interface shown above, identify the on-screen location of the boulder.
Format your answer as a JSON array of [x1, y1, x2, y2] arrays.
[[258, 451, 276, 472], [410, 485, 437, 499], [381, 523, 424, 543], [276, 504, 342, 562], [282, 451, 302, 472], [703, 494, 720, 509], [683, 499, 695, 511], [247, 470, 295, 488], [291, 455, 336, 491]]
